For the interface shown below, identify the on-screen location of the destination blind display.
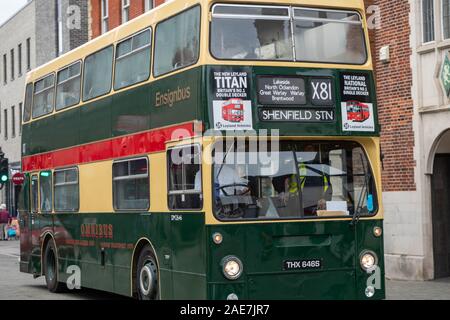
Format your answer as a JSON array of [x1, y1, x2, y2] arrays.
[[257, 77, 306, 105], [257, 75, 335, 123]]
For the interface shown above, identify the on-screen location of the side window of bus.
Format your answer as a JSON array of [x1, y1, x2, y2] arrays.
[[56, 61, 82, 110], [32, 74, 55, 119], [83, 46, 113, 101], [113, 158, 150, 210], [30, 175, 39, 214], [39, 171, 52, 213], [154, 6, 200, 77], [167, 145, 202, 210], [54, 168, 79, 212], [23, 83, 33, 122], [114, 29, 152, 90]]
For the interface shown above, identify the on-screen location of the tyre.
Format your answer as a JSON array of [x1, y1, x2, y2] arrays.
[[136, 245, 159, 300], [43, 240, 65, 293]]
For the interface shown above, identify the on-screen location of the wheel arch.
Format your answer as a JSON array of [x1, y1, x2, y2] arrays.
[[130, 237, 160, 298]]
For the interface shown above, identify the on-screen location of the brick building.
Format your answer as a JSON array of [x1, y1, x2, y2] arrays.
[[89, 0, 166, 39], [367, 0, 450, 281]]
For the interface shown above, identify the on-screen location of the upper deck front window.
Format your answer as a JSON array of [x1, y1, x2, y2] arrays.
[[210, 4, 367, 65]]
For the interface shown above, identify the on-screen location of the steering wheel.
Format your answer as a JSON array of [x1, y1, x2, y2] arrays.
[[217, 183, 251, 196]]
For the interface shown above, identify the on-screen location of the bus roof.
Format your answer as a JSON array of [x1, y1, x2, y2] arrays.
[[26, 0, 366, 83]]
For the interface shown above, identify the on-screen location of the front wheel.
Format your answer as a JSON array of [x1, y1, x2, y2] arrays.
[[43, 240, 65, 293], [136, 245, 159, 300]]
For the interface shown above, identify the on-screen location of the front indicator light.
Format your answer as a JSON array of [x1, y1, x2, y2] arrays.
[[360, 251, 378, 271], [227, 293, 239, 300], [213, 232, 223, 245], [373, 227, 382, 237], [222, 256, 243, 280]]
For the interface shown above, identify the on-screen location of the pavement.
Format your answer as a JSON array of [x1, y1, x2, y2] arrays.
[[1, 240, 450, 300]]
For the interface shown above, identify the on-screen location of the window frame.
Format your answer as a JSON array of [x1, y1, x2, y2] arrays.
[[11, 105, 15, 138], [112, 156, 150, 211], [82, 45, 114, 102], [26, 38, 31, 71], [101, 0, 109, 34], [53, 167, 80, 213], [167, 144, 203, 211], [114, 28, 152, 91], [39, 170, 53, 214], [422, 0, 436, 44], [3, 54, 7, 84], [32, 73, 56, 120], [55, 60, 82, 111], [18, 43, 22, 77], [122, 0, 130, 24], [10, 49, 15, 81], [30, 174, 39, 214], [23, 83, 33, 123], [153, 4, 202, 78], [209, 3, 368, 66], [4, 109, 8, 140], [144, 0, 154, 12]]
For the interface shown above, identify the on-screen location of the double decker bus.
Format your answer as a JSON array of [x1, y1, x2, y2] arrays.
[[222, 99, 245, 123], [19, 0, 384, 300], [346, 101, 370, 122]]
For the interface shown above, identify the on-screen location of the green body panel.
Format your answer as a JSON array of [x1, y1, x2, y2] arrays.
[[21, 205, 384, 299], [206, 219, 384, 300]]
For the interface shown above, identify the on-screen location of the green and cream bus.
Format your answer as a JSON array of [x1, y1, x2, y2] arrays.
[[19, 0, 385, 300]]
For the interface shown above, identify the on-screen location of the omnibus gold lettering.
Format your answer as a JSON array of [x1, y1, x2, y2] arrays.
[[80, 223, 113, 239], [155, 86, 191, 107]]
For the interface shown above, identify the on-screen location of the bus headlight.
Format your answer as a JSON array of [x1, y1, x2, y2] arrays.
[[360, 251, 378, 271], [222, 256, 243, 280]]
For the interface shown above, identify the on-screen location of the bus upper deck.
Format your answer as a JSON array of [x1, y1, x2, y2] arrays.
[[21, 0, 376, 161]]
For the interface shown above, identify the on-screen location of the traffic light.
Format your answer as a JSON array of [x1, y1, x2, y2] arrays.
[[0, 155, 9, 184]]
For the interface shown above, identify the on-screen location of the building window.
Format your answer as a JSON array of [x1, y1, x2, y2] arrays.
[[54, 168, 79, 212], [113, 158, 150, 210], [19, 103, 22, 135], [167, 145, 202, 210], [83, 46, 113, 101], [11, 106, 15, 138], [114, 29, 151, 90], [122, 0, 130, 24], [18, 44, 22, 77], [40, 171, 52, 213], [26, 38, 31, 70], [154, 6, 201, 76], [423, 0, 435, 43], [144, 0, 154, 12], [10, 49, 14, 81], [101, 0, 109, 34], [4, 109, 7, 140], [56, 61, 81, 110], [33, 74, 55, 118], [3, 54, 7, 84]]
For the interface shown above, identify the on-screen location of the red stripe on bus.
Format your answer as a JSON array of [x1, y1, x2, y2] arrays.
[[22, 122, 195, 172]]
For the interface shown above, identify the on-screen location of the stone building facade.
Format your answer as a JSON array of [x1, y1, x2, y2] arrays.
[[0, 0, 89, 215]]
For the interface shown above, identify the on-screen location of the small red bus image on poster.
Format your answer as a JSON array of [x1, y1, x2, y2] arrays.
[[222, 98, 245, 123], [346, 100, 370, 122]]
